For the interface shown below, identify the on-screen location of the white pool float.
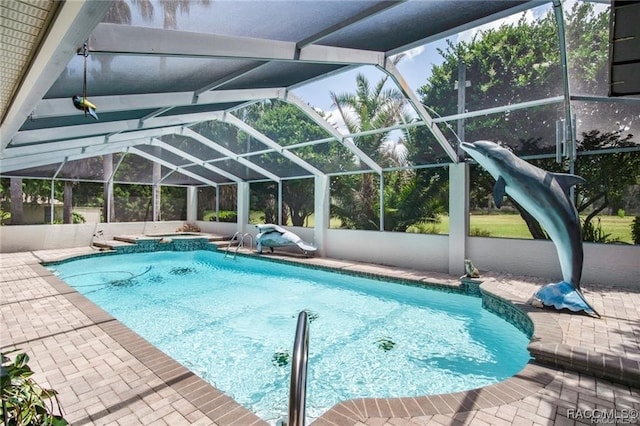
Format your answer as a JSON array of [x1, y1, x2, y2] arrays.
[[255, 224, 316, 256]]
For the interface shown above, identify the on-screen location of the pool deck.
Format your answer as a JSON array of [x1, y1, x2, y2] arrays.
[[1, 246, 638, 425]]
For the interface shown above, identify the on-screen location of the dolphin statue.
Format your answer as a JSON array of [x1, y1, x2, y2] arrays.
[[255, 224, 316, 256], [460, 140, 599, 317]]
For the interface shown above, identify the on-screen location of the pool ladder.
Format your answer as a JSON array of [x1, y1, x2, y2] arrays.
[[282, 310, 310, 426], [224, 232, 253, 259]]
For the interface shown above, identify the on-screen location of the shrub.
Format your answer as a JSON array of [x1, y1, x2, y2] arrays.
[[53, 212, 86, 225], [1, 350, 68, 425], [218, 211, 237, 223], [582, 217, 620, 243], [469, 227, 492, 237], [632, 216, 640, 245], [175, 223, 201, 233]]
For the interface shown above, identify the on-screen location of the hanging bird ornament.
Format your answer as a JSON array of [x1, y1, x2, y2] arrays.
[[72, 42, 98, 120], [72, 96, 98, 120]]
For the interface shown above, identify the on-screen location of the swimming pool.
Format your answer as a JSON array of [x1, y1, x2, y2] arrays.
[[49, 250, 531, 423]]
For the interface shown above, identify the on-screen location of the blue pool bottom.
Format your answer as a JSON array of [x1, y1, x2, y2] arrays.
[[48, 250, 532, 423]]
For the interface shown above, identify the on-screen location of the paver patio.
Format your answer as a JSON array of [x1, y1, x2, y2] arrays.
[[1, 247, 638, 425]]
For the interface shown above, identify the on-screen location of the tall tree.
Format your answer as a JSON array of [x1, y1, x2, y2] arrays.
[[9, 178, 23, 225], [329, 64, 410, 229], [418, 3, 639, 240], [245, 101, 331, 226]]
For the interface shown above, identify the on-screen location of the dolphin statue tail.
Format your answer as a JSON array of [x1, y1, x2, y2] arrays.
[[534, 281, 600, 318]]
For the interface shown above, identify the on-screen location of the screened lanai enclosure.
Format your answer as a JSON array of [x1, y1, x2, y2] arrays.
[[1, 0, 638, 284]]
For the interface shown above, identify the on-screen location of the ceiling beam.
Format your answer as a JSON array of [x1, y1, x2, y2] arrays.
[[224, 113, 323, 176], [180, 127, 280, 182], [3, 125, 186, 159], [88, 23, 385, 66], [382, 59, 459, 163], [11, 111, 225, 146], [128, 147, 218, 187], [1, 1, 112, 149], [0, 138, 152, 173], [149, 138, 242, 183], [284, 92, 383, 174], [33, 88, 287, 119]]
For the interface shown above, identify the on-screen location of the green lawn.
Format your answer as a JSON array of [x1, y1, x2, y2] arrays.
[[413, 214, 634, 243], [208, 210, 635, 243], [466, 214, 634, 243]]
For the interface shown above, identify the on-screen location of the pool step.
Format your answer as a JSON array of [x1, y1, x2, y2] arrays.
[[92, 239, 135, 250], [91, 233, 235, 252], [113, 233, 229, 244]]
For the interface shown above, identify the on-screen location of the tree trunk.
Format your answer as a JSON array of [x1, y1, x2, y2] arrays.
[[63, 181, 73, 224], [9, 178, 24, 225], [510, 197, 548, 240]]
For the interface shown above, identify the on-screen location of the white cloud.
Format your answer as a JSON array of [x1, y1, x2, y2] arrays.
[[324, 105, 357, 135], [391, 45, 425, 62]]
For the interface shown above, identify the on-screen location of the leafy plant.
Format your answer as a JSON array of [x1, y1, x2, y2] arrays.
[[175, 223, 200, 233], [632, 216, 640, 245], [407, 220, 441, 235], [0, 210, 10, 226], [217, 211, 237, 223], [1, 350, 68, 425], [469, 227, 492, 237], [53, 212, 85, 225], [582, 217, 619, 244]]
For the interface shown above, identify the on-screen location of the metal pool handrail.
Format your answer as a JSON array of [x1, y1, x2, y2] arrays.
[[224, 232, 253, 259], [288, 310, 310, 426]]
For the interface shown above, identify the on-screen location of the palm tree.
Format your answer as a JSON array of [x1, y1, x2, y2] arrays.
[[329, 71, 408, 167], [329, 59, 409, 229]]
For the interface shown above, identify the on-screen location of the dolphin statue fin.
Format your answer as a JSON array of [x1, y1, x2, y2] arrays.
[[493, 176, 507, 208], [534, 281, 600, 318], [552, 173, 586, 199]]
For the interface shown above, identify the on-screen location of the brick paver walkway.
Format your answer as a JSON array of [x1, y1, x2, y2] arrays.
[[1, 247, 638, 425]]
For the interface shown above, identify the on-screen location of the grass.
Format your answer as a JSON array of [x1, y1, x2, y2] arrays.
[[466, 213, 634, 243], [469, 214, 532, 239], [408, 214, 634, 243], [208, 210, 635, 243]]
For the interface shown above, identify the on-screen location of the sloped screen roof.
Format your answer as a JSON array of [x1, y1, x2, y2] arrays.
[[1, 0, 536, 186]]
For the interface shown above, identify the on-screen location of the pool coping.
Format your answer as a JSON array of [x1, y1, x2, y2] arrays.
[[27, 248, 639, 424]]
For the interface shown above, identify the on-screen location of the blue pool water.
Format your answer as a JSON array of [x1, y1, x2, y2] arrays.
[[49, 250, 531, 422]]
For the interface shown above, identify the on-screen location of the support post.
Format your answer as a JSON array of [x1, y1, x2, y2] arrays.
[[237, 182, 250, 234], [379, 173, 384, 231], [448, 162, 469, 276], [215, 186, 220, 222], [278, 181, 283, 225], [314, 175, 329, 256], [152, 184, 159, 222], [186, 186, 198, 222]]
